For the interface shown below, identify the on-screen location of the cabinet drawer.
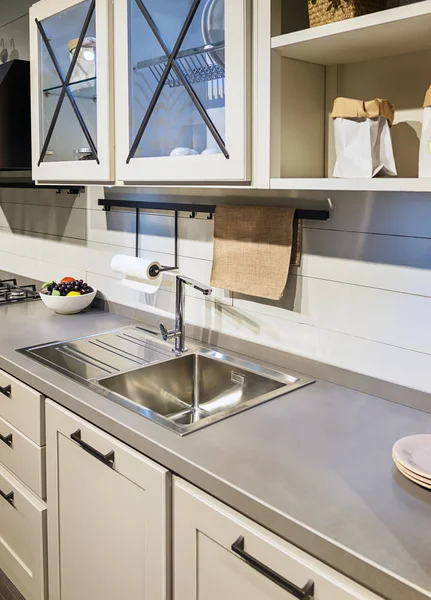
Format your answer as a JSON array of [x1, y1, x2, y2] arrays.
[[0, 415, 46, 498], [0, 369, 45, 445], [174, 478, 382, 600], [0, 463, 47, 600]]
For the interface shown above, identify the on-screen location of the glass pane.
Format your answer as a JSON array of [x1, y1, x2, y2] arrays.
[[41, 82, 97, 163], [140, 0, 195, 51], [128, 0, 226, 159], [38, 0, 97, 162]]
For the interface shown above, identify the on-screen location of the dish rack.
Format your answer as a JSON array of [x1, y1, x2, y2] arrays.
[[134, 42, 225, 90]]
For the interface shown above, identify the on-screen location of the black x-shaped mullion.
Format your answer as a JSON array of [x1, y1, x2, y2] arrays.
[[36, 0, 99, 166], [127, 0, 229, 163]]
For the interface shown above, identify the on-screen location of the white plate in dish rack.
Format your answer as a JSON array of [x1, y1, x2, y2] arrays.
[[392, 434, 431, 480]]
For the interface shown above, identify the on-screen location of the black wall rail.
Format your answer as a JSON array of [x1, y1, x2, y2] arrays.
[[98, 198, 330, 276]]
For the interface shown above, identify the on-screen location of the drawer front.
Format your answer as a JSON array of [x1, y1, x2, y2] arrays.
[[0, 415, 46, 498], [174, 478, 382, 600], [0, 369, 45, 445], [0, 463, 47, 600]]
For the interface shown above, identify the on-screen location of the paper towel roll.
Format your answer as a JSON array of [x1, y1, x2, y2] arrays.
[[111, 255, 162, 294]]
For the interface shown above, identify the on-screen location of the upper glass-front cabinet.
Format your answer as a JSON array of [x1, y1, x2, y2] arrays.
[[114, 0, 251, 183], [30, 0, 113, 183]]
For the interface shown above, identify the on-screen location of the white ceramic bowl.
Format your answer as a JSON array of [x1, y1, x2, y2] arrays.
[[39, 290, 97, 315]]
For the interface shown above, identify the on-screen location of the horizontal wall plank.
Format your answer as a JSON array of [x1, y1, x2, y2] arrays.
[[300, 228, 431, 297], [234, 275, 431, 355], [1, 202, 214, 260], [0, 251, 86, 284], [0, 189, 87, 210], [0, 202, 88, 240], [309, 193, 431, 238]]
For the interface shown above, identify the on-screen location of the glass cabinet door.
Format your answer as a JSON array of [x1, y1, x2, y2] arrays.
[[115, 0, 250, 183], [30, 0, 113, 183]]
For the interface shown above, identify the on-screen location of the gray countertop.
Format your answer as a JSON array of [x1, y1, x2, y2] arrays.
[[1, 301, 431, 600]]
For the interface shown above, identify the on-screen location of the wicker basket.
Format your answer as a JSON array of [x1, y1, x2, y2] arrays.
[[308, 0, 387, 27]]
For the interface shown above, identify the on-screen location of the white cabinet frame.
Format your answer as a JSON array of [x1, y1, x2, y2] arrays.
[[30, 0, 114, 183], [114, 0, 251, 183]]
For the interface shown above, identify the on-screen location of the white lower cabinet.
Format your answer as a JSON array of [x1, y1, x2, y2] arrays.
[[0, 463, 47, 600], [46, 400, 170, 600], [173, 478, 382, 600]]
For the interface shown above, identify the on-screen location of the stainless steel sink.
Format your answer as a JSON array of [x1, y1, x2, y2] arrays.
[[19, 326, 314, 435], [98, 352, 292, 433]]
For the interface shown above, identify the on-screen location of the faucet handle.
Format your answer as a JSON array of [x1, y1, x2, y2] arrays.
[[159, 324, 169, 341], [159, 323, 178, 341]]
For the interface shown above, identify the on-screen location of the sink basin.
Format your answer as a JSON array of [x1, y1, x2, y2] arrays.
[[19, 325, 314, 435], [98, 351, 312, 435]]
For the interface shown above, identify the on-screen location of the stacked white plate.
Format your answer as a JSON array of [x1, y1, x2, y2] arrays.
[[392, 434, 431, 490]]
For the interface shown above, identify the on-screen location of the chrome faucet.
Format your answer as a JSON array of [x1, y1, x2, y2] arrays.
[[160, 275, 212, 355]]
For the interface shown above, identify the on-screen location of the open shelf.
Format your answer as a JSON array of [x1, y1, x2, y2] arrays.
[[270, 178, 431, 192], [272, 0, 431, 65], [269, 1, 431, 192]]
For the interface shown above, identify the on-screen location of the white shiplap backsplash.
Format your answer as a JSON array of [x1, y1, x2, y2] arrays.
[[1, 185, 431, 394]]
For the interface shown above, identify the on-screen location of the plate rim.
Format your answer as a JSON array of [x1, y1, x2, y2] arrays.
[[392, 434, 431, 479], [394, 458, 431, 490]]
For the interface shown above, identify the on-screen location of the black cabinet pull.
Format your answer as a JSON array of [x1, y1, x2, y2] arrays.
[[0, 385, 11, 398], [0, 433, 12, 447], [70, 429, 115, 467], [231, 536, 315, 600], [0, 489, 14, 506]]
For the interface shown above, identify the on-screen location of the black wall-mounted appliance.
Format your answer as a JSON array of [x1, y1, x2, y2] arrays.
[[0, 60, 31, 171]]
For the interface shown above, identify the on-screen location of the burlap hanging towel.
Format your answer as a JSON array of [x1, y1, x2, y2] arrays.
[[210, 206, 300, 301]]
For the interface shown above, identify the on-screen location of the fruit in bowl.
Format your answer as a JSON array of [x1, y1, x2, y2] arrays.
[[40, 277, 97, 315]]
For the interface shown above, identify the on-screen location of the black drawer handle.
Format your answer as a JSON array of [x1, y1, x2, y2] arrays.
[[70, 429, 115, 467], [0, 433, 12, 447], [231, 536, 315, 600], [0, 385, 11, 398], [0, 489, 14, 506]]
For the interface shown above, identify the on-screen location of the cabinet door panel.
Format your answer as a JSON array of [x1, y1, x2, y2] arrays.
[[30, 0, 114, 182], [174, 478, 382, 600], [114, 0, 251, 183], [46, 400, 169, 600]]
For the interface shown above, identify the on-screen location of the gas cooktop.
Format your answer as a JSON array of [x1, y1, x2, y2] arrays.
[[0, 279, 40, 304]]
